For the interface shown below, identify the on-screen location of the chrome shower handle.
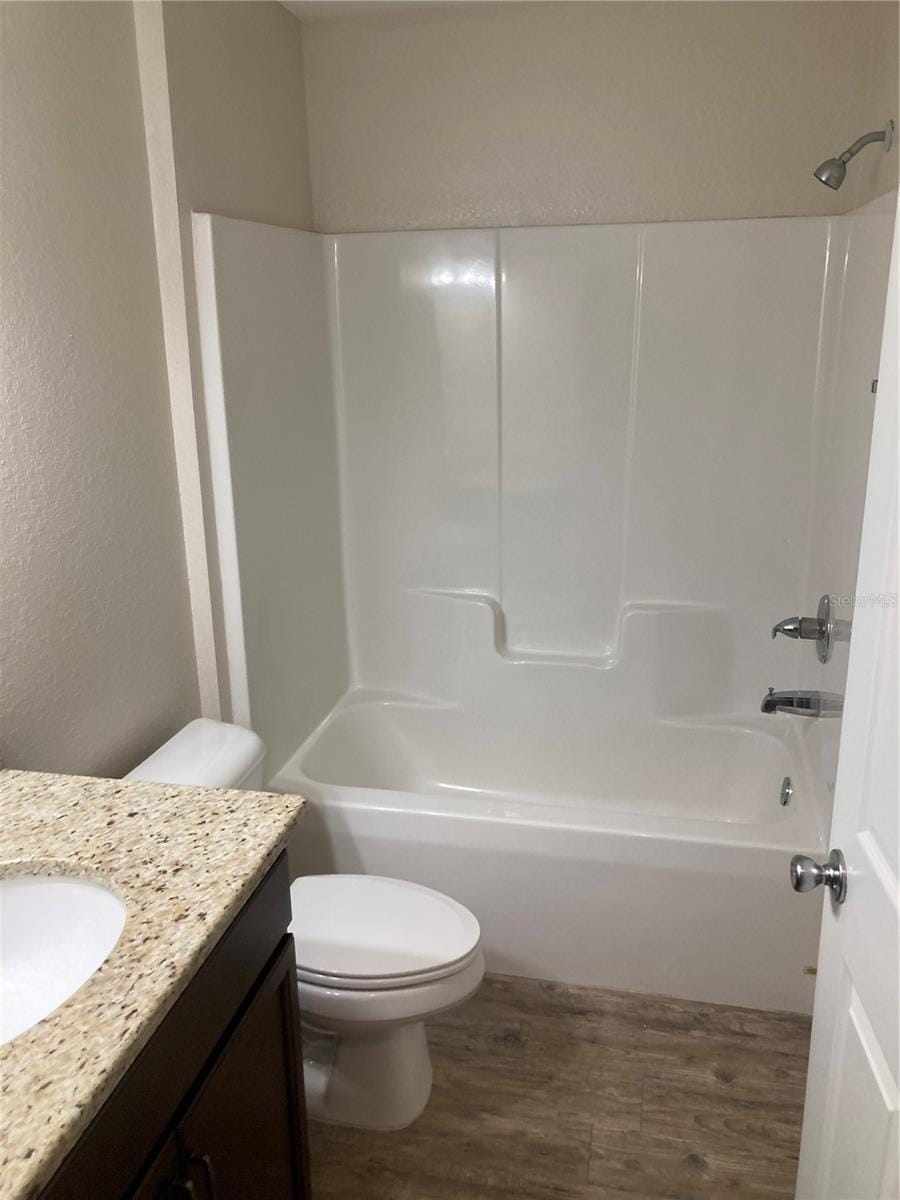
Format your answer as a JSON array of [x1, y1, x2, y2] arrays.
[[771, 594, 841, 663], [771, 616, 824, 641]]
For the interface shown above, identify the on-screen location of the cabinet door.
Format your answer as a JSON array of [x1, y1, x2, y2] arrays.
[[178, 937, 310, 1200], [129, 1136, 182, 1200]]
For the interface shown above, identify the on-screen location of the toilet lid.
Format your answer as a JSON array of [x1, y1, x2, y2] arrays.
[[288, 875, 481, 986]]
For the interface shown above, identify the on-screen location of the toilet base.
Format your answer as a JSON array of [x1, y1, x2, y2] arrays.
[[302, 1019, 433, 1130]]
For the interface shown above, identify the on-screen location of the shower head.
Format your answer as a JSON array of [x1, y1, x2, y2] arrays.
[[813, 157, 847, 190], [813, 120, 894, 190]]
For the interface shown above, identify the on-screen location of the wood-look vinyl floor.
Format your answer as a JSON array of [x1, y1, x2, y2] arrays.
[[308, 974, 812, 1200]]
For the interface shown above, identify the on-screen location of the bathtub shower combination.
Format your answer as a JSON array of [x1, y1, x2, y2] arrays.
[[194, 195, 895, 1015]]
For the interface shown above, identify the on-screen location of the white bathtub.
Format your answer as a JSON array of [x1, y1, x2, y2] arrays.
[[273, 692, 825, 1014]]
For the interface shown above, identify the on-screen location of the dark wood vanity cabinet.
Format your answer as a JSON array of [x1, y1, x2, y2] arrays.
[[131, 939, 307, 1200], [160, 939, 306, 1200], [41, 854, 311, 1200]]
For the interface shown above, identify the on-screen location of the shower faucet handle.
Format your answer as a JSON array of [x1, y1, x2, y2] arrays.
[[771, 594, 838, 663], [771, 616, 823, 641]]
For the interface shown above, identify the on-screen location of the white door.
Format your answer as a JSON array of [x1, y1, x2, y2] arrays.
[[795, 209, 899, 1200]]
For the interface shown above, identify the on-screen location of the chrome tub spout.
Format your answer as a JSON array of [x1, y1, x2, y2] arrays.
[[761, 689, 843, 718]]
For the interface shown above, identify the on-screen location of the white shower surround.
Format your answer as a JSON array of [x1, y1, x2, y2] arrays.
[[193, 196, 895, 1015]]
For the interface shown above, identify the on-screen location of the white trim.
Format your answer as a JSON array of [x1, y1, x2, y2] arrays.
[[322, 236, 359, 682], [133, 0, 221, 717], [190, 215, 252, 727]]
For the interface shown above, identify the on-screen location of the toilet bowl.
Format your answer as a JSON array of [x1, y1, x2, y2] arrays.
[[126, 720, 483, 1132], [289, 874, 484, 1130]]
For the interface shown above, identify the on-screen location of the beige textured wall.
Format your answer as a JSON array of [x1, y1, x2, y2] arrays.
[[162, 1, 314, 230], [301, 1, 900, 233], [158, 0, 316, 722], [0, 1, 199, 775], [860, 0, 900, 204]]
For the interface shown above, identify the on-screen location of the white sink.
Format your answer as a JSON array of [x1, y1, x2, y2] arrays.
[[0, 875, 127, 1046]]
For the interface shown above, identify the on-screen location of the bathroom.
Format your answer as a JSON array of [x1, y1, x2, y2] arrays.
[[1, 2, 898, 1198]]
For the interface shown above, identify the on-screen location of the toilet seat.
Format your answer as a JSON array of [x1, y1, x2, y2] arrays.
[[296, 943, 484, 990], [289, 874, 481, 991], [296, 947, 485, 1029]]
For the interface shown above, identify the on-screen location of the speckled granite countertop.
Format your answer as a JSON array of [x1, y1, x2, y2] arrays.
[[0, 769, 305, 1200]]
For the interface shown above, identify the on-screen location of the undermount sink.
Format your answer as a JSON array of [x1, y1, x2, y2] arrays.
[[0, 874, 126, 1046]]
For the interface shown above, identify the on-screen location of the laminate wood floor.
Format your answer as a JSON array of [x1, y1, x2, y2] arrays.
[[308, 974, 812, 1200]]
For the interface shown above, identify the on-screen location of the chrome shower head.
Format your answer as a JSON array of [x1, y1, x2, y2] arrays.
[[813, 157, 847, 190], [813, 120, 894, 190]]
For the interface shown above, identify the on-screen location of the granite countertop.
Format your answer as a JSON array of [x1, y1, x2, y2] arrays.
[[0, 769, 305, 1200]]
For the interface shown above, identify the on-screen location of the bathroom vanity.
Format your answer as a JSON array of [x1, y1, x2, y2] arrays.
[[42, 854, 309, 1200], [0, 770, 308, 1200]]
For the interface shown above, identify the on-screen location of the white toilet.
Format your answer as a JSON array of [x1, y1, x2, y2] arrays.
[[127, 719, 484, 1131], [125, 717, 267, 789], [289, 873, 484, 1129]]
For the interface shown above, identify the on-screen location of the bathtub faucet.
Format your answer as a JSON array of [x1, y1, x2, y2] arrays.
[[761, 688, 843, 718]]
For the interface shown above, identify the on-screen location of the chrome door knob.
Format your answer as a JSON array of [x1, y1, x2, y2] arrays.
[[790, 849, 848, 904]]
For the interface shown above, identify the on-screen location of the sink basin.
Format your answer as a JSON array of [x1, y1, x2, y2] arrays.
[[0, 875, 126, 1046]]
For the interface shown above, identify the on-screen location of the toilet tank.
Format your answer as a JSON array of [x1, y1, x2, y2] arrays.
[[125, 719, 266, 790]]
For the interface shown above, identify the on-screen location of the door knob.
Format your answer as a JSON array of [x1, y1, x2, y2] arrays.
[[790, 849, 848, 904]]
